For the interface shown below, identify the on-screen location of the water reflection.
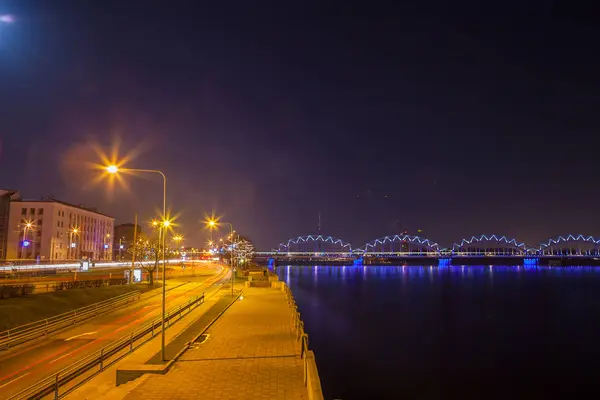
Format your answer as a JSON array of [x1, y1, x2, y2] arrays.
[[279, 265, 600, 400]]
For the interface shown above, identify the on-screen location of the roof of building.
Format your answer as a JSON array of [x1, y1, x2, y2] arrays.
[[12, 197, 114, 219], [0, 189, 21, 200]]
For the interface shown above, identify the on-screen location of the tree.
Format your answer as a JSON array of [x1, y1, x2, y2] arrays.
[[233, 237, 254, 270], [128, 235, 174, 285]]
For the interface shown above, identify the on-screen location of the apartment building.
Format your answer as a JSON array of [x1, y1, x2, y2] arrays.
[[6, 198, 114, 261]]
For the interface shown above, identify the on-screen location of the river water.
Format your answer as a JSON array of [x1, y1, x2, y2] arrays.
[[278, 265, 600, 400]]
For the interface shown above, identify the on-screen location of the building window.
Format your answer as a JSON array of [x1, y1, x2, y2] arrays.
[[30, 208, 35, 214], [57, 221, 60, 227], [38, 208, 43, 215], [38, 219, 42, 225], [21, 208, 26, 215]]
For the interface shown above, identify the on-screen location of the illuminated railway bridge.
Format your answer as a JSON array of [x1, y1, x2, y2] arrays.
[[254, 234, 600, 266]]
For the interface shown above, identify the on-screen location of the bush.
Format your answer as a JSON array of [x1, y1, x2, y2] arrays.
[[0, 284, 35, 299], [53, 278, 128, 291]]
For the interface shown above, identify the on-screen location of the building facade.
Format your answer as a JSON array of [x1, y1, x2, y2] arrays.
[[0, 190, 21, 260], [6, 199, 114, 261]]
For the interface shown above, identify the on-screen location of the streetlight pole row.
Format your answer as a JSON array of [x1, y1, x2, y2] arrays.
[[207, 219, 236, 296]]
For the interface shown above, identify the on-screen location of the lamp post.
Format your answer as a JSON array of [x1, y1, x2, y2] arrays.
[[104, 233, 111, 261], [206, 219, 235, 296], [173, 235, 183, 252], [20, 221, 33, 259], [106, 165, 169, 362], [119, 237, 123, 261], [150, 219, 161, 282], [69, 227, 79, 260]]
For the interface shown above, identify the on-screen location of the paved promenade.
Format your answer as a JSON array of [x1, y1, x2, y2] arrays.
[[123, 286, 309, 400]]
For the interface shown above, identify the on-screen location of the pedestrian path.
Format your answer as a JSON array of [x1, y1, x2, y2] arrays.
[[123, 286, 308, 400]]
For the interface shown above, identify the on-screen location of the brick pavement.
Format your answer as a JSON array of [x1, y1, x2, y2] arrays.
[[123, 287, 308, 400]]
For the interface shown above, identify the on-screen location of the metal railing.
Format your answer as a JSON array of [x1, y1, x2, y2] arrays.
[[8, 292, 205, 400], [0, 291, 141, 351], [282, 284, 310, 372], [0, 259, 187, 272]]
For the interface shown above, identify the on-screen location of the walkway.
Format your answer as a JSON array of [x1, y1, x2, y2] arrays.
[[124, 286, 308, 400]]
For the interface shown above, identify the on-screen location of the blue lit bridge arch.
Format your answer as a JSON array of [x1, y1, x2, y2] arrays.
[[537, 234, 600, 256], [277, 234, 353, 254], [361, 235, 441, 255], [452, 234, 530, 256]]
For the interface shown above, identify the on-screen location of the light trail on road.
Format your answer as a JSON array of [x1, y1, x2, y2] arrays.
[[0, 264, 229, 399]]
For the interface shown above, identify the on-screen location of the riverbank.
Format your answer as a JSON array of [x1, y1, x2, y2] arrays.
[[67, 282, 323, 400]]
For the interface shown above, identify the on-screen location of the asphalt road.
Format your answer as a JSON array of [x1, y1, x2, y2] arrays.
[[0, 263, 230, 399]]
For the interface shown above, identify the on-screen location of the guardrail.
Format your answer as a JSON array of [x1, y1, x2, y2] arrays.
[[9, 292, 205, 400], [0, 259, 189, 272], [281, 282, 324, 400], [0, 291, 141, 351]]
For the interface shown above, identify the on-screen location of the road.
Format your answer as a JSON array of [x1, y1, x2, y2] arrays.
[[0, 263, 230, 399]]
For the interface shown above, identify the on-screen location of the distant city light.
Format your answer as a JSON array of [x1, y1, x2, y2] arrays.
[[0, 15, 14, 23], [22, 240, 30, 247], [104, 244, 109, 249], [120, 245, 124, 249]]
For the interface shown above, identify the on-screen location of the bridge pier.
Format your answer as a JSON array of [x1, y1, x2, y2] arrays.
[[437, 257, 451, 266], [524, 257, 539, 267]]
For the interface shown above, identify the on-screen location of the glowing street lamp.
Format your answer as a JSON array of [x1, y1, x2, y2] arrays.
[[105, 163, 169, 361], [20, 221, 34, 259], [204, 218, 235, 296], [69, 227, 80, 260], [104, 233, 111, 260]]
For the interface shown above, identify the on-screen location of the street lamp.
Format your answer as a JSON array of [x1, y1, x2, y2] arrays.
[[20, 221, 33, 259], [205, 218, 235, 296], [70, 227, 80, 260], [173, 234, 183, 246], [106, 164, 169, 362], [104, 233, 111, 261]]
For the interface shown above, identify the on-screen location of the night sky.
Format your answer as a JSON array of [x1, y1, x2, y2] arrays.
[[1, 1, 599, 250]]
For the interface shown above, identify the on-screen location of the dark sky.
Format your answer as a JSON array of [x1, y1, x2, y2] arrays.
[[1, 1, 599, 250]]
